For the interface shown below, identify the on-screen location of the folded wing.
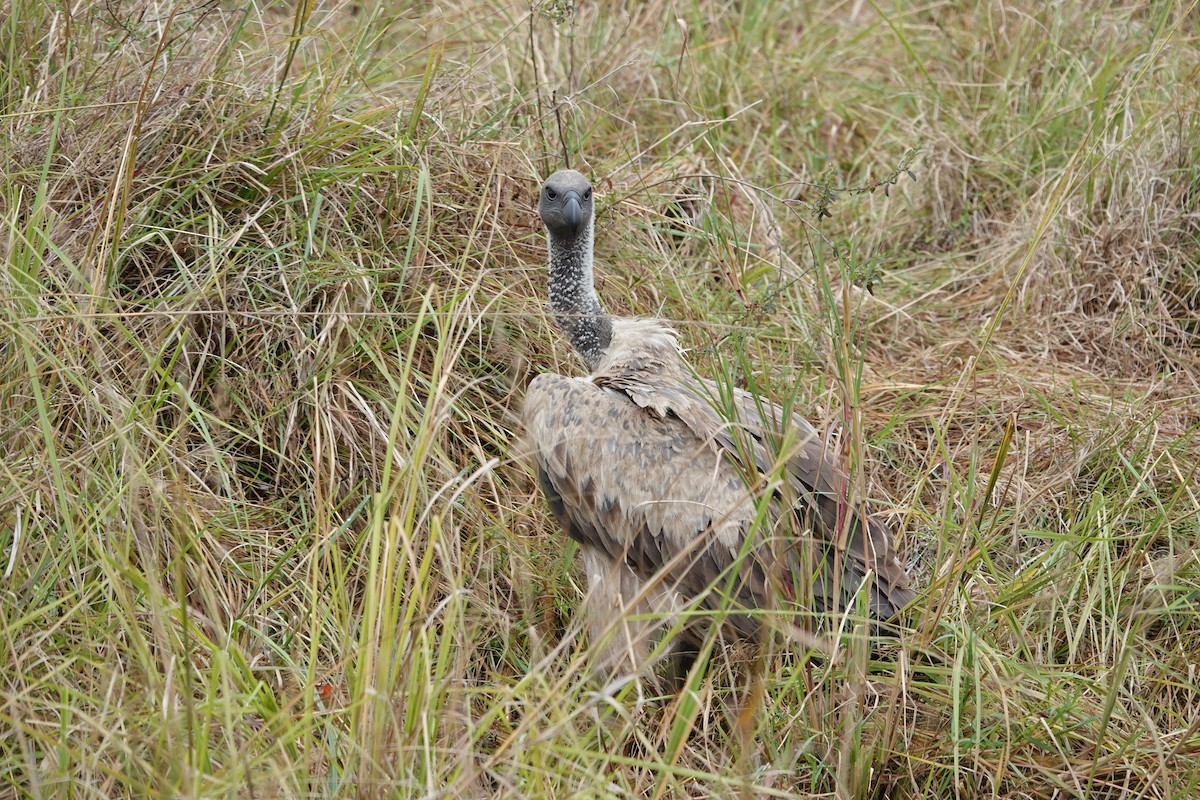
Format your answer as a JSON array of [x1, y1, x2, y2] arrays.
[[523, 363, 913, 642]]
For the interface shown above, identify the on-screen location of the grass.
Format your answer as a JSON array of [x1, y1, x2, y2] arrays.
[[2, 0, 1199, 797]]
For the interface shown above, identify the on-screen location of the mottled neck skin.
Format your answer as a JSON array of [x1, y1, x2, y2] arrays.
[[548, 217, 613, 370]]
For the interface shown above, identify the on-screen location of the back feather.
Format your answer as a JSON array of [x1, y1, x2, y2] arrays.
[[523, 318, 914, 654]]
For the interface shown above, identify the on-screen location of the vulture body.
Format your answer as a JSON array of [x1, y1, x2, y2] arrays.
[[523, 169, 914, 673]]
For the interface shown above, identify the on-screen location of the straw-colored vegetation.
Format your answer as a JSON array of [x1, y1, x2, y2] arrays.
[[2, 0, 1198, 797]]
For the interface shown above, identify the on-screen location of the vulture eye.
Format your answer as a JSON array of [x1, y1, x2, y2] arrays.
[[583, 189, 592, 200], [546, 188, 557, 200]]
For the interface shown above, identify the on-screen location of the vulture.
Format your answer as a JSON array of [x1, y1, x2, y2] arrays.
[[522, 169, 914, 675]]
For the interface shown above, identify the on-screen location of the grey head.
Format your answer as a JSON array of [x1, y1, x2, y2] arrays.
[[539, 169, 594, 239]]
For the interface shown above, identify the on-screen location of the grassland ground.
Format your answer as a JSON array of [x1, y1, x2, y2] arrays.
[[1, 1, 1198, 797]]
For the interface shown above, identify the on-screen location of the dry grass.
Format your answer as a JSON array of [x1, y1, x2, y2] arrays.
[[2, 0, 1199, 797]]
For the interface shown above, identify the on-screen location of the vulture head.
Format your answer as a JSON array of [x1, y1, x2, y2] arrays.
[[539, 169, 594, 239]]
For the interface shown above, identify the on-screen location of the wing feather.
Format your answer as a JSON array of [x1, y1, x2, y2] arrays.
[[524, 372, 767, 639], [523, 350, 914, 649], [588, 362, 913, 618], [692, 376, 916, 618]]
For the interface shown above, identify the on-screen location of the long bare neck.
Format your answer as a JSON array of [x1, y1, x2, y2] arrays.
[[547, 219, 612, 369]]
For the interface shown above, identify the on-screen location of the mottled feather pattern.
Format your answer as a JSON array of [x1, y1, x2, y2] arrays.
[[524, 319, 914, 667]]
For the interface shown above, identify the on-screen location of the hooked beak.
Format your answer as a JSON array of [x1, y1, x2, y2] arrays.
[[563, 191, 583, 234]]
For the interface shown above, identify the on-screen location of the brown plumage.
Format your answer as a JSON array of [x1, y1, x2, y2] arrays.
[[523, 170, 914, 672]]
